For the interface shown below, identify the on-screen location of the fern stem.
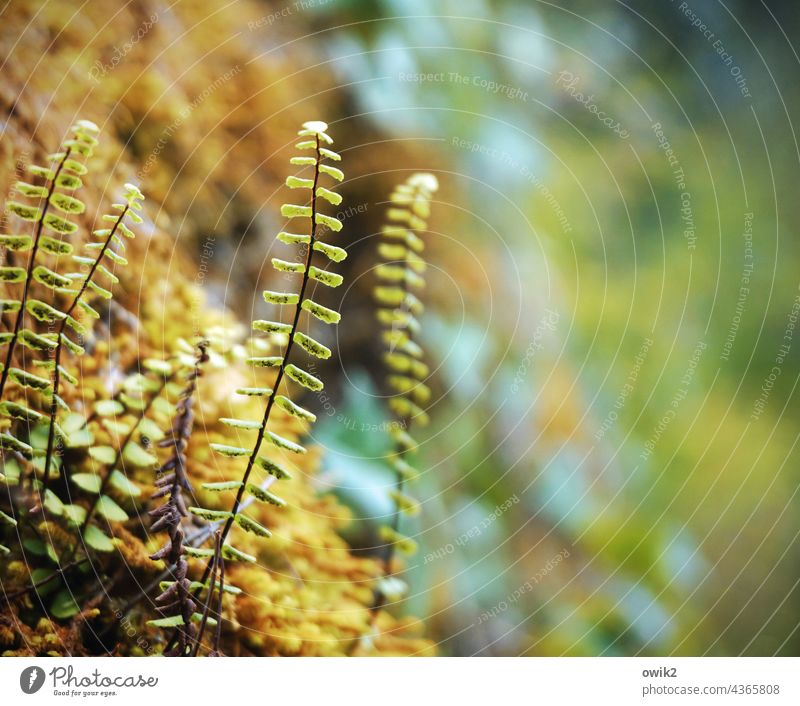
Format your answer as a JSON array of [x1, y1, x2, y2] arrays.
[[199, 134, 323, 584], [0, 149, 71, 403], [41, 206, 129, 497], [191, 530, 221, 657]]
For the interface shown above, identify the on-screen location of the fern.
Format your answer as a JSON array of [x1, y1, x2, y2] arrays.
[[0, 120, 97, 398], [147, 341, 219, 655], [0, 119, 145, 508], [189, 120, 346, 645], [72, 358, 175, 556], [39, 183, 144, 494], [372, 173, 438, 608]]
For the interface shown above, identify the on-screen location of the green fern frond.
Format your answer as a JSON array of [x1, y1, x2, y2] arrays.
[[0, 120, 98, 403], [39, 183, 145, 493], [371, 172, 438, 606], [191, 121, 347, 622]]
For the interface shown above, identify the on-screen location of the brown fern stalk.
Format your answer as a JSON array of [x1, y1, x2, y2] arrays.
[[149, 341, 208, 656]]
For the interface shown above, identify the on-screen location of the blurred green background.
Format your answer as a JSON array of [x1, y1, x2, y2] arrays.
[[296, 0, 800, 655]]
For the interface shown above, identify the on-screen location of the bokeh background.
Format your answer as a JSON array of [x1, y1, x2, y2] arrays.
[[3, 0, 799, 655]]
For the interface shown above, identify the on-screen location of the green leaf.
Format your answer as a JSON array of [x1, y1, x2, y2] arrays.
[[109, 470, 141, 497], [316, 186, 342, 206], [252, 319, 292, 334], [286, 176, 314, 189], [147, 615, 186, 628], [8, 367, 51, 391], [319, 147, 341, 161], [201, 480, 243, 492], [246, 483, 286, 507], [18, 329, 57, 352], [293, 331, 330, 359], [122, 441, 157, 467], [0, 234, 33, 251], [0, 432, 34, 456], [84, 524, 115, 552], [313, 240, 347, 262], [50, 590, 80, 619], [5, 201, 41, 221], [308, 265, 344, 287], [32, 265, 71, 289], [255, 456, 293, 480], [219, 418, 262, 430], [26, 298, 67, 324], [271, 258, 305, 273], [246, 356, 284, 368], [284, 363, 323, 392], [319, 164, 344, 181], [281, 204, 312, 219], [0, 401, 46, 424], [0, 266, 27, 283], [263, 290, 299, 305], [43, 213, 77, 235], [96, 495, 128, 522], [267, 431, 306, 454], [44, 489, 65, 516], [184, 546, 215, 558], [188, 507, 232, 521], [301, 298, 341, 324], [49, 192, 85, 214], [14, 181, 48, 198], [221, 544, 256, 563], [277, 231, 310, 245], [274, 394, 316, 422], [63, 504, 87, 527], [210, 443, 250, 457], [314, 213, 342, 232], [0, 509, 18, 527], [41, 236, 74, 256], [236, 513, 272, 537], [94, 399, 125, 417], [72, 473, 102, 494]]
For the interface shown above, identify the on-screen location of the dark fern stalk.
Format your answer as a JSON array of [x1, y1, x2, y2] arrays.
[[147, 341, 209, 656], [191, 120, 346, 624], [371, 173, 438, 612]]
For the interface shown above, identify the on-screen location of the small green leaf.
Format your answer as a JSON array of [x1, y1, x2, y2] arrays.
[[201, 480, 243, 492], [246, 483, 286, 507], [267, 431, 306, 454], [72, 473, 102, 494], [188, 507, 232, 521], [236, 513, 272, 537], [94, 400, 125, 417], [210, 443, 250, 457], [122, 441, 157, 467], [96, 495, 128, 522], [84, 524, 115, 552], [50, 590, 80, 619], [110, 470, 141, 497]]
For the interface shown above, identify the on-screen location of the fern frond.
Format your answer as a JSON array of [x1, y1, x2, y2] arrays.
[[40, 183, 145, 494], [190, 121, 347, 649], [147, 341, 209, 656], [371, 172, 438, 606], [0, 120, 98, 403]]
